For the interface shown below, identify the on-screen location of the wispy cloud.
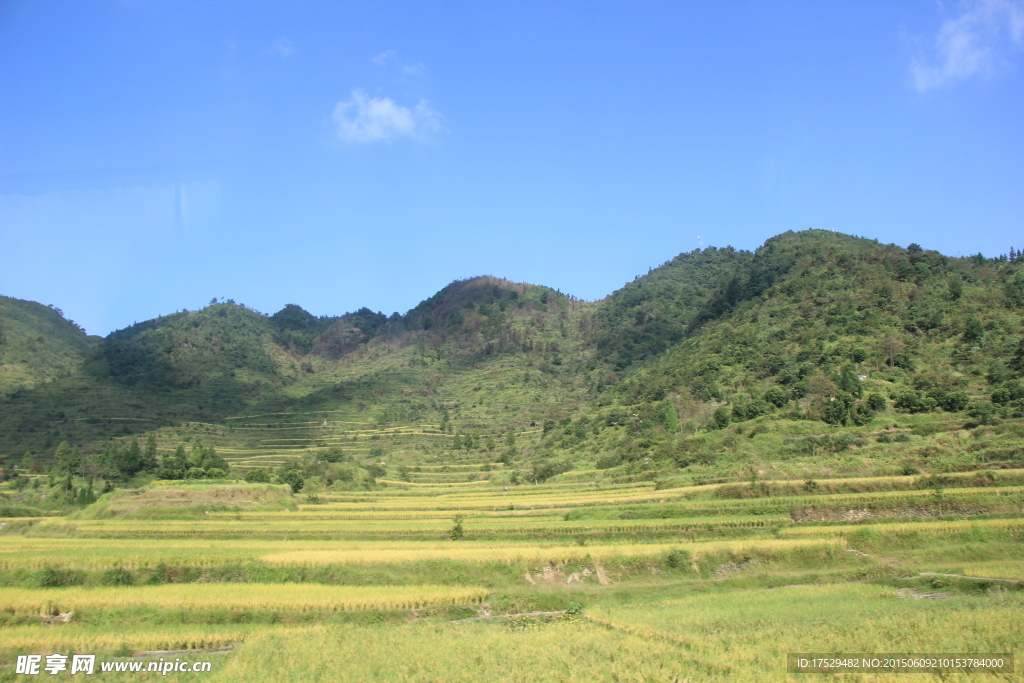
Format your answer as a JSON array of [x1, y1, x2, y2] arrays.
[[332, 90, 442, 144], [911, 0, 1024, 91], [371, 50, 398, 67], [371, 50, 426, 78], [266, 37, 296, 59]]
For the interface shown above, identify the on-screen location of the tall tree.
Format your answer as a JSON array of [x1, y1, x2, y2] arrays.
[[143, 434, 159, 471], [54, 442, 80, 474]]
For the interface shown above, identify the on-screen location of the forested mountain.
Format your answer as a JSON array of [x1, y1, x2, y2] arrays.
[[2, 230, 1022, 486], [593, 245, 752, 368], [538, 231, 1024, 475]]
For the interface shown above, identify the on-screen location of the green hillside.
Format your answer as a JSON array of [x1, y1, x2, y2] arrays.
[[0, 276, 600, 468], [1, 230, 1022, 494], [593, 245, 752, 368], [0, 296, 100, 397]]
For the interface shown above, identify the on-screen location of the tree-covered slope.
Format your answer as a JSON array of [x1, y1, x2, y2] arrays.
[[0, 277, 600, 459], [592, 246, 753, 369], [637, 229, 1023, 415], [537, 230, 1024, 478], [3, 230, 1022, 488], [83, 302, 288, 393], [0, 296, 100, 396], [0, 302, 304, 458]]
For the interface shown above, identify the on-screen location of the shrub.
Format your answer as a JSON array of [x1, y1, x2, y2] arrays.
[[764, 386, 789, 408], [709, 407, 731, 430], [449, 514, 464, 541], [102, 566, 134, 586], [279, 469, 305, 493], [38, 566, 86, 588], [849, 403, 875, 426], [149, 561, 173, 584], [531, 460, 572, 482], [894, 391, 927, 413], [943, 391, 970, 412], [963, 315, 984, 342], [665, 548, 693, 569], [244, 469, 271, 483], [994, 381, 1023, 403], [319, 446, 347, 463], [206, 468, 226, 478], [824, 394, 855, 426], [968, 401, 995, 425], [972, 470, 997, 486]]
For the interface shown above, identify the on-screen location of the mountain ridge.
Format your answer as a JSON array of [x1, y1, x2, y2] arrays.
[[2, 230, 1022, 489]]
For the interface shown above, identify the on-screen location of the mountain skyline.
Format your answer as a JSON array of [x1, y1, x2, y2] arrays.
[[3, 1, 1023, 337], [3, 229, 1022, 468], [4, 228, 1020, 339]]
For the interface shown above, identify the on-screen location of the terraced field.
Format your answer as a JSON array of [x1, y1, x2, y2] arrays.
[[2, 470, 1022, 681]]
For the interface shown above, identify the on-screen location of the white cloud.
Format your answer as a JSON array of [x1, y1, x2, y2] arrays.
[[911, 0, 1024, 91], [371, 49, 426, 78], [267, 37, 296, 59], [332, 90, 442, 143], [372, 50, 398, 67]]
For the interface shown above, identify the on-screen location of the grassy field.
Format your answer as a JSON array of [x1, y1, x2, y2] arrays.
[[2, 468, 1023, 681]]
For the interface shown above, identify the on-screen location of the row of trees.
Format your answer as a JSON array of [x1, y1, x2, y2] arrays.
[[51, 436, 228, 481]]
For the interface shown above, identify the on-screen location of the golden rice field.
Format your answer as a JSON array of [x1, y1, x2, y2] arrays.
[[0, 624, 257, 657], [55, 514, 785, 536], [0, 584, 489, 614], [376, 479, 491, 488], [184, 585, 1024, 683], [960, 562, 1024, 580], [3, 468, 1024, 681], [0, 535, 842, 570], [288, 483, 1024, 513], [258, 537, 843, 566], [778, 517, 1024, 537], [582, 584, 1024, 683]]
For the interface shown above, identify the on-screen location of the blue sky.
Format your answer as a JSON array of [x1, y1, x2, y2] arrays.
[[2, 0, 1023, 336]]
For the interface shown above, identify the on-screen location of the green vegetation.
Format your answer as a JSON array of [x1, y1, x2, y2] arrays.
[[2, 230, 1023, 680], [0, 296, 99, 397]]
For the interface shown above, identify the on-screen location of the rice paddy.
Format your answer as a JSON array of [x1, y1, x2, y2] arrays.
[[0, 584, 489, 614], [2, 468, 1022, 681]]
